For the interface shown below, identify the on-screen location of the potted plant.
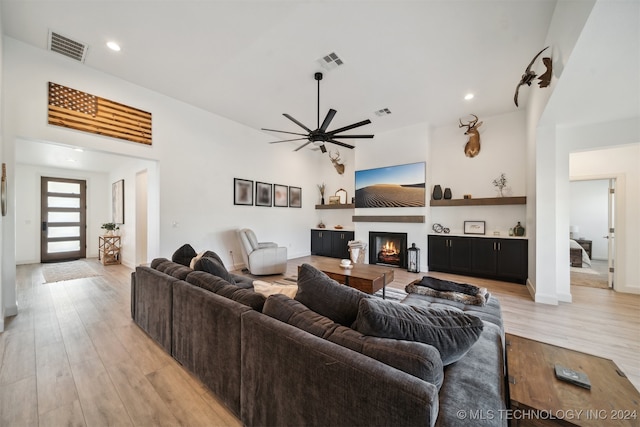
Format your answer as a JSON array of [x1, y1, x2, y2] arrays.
[[492, 173, 508, 197], [318, 183, 326, 204], [101, 222, 120, 235]]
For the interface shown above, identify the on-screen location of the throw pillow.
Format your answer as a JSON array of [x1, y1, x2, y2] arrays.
[[253, 280, 298, 299], [189, 250, 224, 269], [194, 256, 236, 285], [354, 298, 484, 365], [295, 263, 370, 326], [186, 271, 265, 311], [172, 244, 197, 267]]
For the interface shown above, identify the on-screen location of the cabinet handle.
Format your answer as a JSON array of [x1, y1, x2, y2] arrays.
[[498, 242, 501, 251], [448, 239, 452, 248]]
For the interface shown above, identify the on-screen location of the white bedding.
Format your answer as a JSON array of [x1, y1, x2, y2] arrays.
[[570, 239, 592, 267]]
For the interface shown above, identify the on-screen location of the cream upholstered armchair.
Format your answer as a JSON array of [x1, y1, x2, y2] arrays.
[[237, 228, 287, 275]]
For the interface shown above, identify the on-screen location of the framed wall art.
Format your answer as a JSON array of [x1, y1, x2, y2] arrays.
[[354, 161, 425, 208], [234, 178, 254, 205], [256, 182, 272, 207], [112, 179, 125, 224], [464, 221, 486, 235], [289, 186, 302, 208], [274, 184, 288, 207]]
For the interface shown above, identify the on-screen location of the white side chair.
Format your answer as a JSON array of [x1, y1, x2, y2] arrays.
[[237, 228, 287, 275]]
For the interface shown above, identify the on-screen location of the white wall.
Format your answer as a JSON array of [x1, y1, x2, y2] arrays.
[[431, 110, 527, 237], [2, 37, 326, 312], [569, 179, 609, 260], [15, 163, 109, 263], [0, 7, 4, 330]]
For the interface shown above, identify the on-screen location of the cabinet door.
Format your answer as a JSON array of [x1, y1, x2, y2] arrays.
[[449, 237, 472, 272], [471, 238, 498, 276], [331, 231, 354, 259], [311, 230, 332, 256], [496, 239, 527, 281], [428, 235, 450, 271]]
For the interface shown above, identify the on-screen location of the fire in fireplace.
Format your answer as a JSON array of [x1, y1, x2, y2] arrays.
[[369, 232, 408, 268]]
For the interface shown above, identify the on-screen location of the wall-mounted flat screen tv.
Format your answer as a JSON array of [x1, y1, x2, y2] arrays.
[[354, 162, 425, 208]]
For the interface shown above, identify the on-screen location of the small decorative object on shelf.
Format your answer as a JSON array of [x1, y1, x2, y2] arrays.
[[513, 221, 525, 236], [492, 173, 508, 197], [318, 221, 325, 229], [464, 194, 472, 199], [101, 222, 119, 236], [407, 243, 420, 273], [443, 227, 450, 234], [318, 183, 326, 205], [432, 223, 444, 233], [432, 185, 443, 200], [444, 188, 452, 199]]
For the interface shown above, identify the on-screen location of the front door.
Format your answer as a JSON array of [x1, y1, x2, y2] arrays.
[[41, 177, 87, 262]]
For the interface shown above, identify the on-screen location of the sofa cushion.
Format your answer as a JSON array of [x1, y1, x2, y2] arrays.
[[186, 271, 265, 311], [354, 298, 484, 365], [153, 259, 191, 280], [150, 257, 169, 269], [194, 256, 237, 285], [190, 250, 225, 269], [295, 263, 370, 326], [172, 244, 197, 266], [263, 294, 444, 388]]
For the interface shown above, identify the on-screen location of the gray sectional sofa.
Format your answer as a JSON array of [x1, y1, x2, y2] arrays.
[[131, 247, 506, 427]]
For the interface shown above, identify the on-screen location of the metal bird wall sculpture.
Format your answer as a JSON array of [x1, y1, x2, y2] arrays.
[[514, 46, 553, 107]]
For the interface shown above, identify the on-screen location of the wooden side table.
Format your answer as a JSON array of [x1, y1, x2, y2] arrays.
[[506, 333, 639, 426], [99, 235, 121, 265], [574, 239, 593, 260]]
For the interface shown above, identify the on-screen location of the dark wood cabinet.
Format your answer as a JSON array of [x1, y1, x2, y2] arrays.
[[429, 235, 527, 284], [427, 235, 472, 273], [311, 229, 354, 259]]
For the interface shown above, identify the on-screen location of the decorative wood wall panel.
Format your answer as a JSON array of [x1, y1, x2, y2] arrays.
[[48, 82, 152, 145]]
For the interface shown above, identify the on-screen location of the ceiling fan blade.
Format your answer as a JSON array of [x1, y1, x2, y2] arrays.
[[331, 134, 375, 139], [283, 114, 312, 133], [319, 109, 337, 132], [327, 139, 355, 149], [328, 119, 372, 135], [294, 141, 313, 152], [268, 137, 309, 144], [261, 128, 308, 137]]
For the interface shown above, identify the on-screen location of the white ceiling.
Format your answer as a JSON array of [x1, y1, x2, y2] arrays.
[[2, 0, 638, 169], [2, 0, 558, 135]]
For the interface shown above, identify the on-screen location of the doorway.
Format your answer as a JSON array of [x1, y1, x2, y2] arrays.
[[569, 178, 615, 289], [40, 177, 87, 262]]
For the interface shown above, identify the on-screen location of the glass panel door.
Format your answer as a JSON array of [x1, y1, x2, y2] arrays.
[[41, 177, 86, 262]]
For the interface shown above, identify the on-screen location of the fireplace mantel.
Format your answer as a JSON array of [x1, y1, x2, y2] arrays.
[[352, 215, 424, 223]]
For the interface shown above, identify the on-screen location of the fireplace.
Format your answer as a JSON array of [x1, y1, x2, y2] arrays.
[[369, 232, 408, 268]]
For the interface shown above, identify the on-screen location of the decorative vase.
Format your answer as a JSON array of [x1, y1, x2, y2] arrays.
[[513, 222, 525, 236], [432, 185, 443, 200], [350, 248, 360, 264], [443, 188, 452, 199], [321, 197, 325, 205]]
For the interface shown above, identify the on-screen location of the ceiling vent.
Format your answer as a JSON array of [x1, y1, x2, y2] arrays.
[[48, 30, 88, 63], [374, 108, 392, 116], [317, 52, 344, 70]]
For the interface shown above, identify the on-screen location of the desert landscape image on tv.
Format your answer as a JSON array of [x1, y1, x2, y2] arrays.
[[355, 162, 425, 208]]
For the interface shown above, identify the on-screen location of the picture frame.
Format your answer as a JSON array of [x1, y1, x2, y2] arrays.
[[335, 188, 347, 204], [355, 161, 426, 208], [289, 186, 302, 208], [328, 196, 340, 205], [256, 181, 272, 207], [274, 184, 288, 207], [112, 179, 124, 224], [464, 220, 486, 235], [234, 178, 254, 205]]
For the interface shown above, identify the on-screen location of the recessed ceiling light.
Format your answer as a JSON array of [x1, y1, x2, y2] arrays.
[[73, 148, 84, 152], [464, 93, 474, 100], [106, 41, 121, 52]]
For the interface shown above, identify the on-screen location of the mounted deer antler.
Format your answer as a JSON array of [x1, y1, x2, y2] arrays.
[[328, 150, 345, 175], [459, 114, 483, 158]]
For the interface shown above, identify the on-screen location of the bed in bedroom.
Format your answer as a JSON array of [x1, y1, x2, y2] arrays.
[[570, 239, 592, 268]]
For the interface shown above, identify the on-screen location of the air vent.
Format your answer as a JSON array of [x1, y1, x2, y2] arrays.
[[317, 52, 344, 70], [48, 30, 88, 63], [374, 108, 392, 116]]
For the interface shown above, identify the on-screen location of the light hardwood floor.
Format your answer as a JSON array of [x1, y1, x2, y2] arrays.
[[1, 257, 638, 426]]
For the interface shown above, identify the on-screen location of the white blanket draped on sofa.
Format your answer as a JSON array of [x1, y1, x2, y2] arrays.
[[570, 239, 592, 267]]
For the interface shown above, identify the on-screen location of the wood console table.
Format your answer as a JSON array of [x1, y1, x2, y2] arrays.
[[99, 235, 121, 265], [506, 333, 639, 426]]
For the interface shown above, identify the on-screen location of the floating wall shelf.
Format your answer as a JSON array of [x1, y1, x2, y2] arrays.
[[430, 196, 526, 207], [352, 215, 425, 223], [315, 203, 355, 210]]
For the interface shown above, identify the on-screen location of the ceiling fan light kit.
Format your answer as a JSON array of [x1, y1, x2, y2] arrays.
[[262, 72, 374, 153]]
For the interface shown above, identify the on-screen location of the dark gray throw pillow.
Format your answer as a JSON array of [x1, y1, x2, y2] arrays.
[[295, 263, 370, 326], [172, 244, 197, 266], [194, 256, 236, 285], [354, 298, 484, 365]]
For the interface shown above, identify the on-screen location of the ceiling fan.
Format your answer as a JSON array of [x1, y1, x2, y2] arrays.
[[262, 72, 374, 153]]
